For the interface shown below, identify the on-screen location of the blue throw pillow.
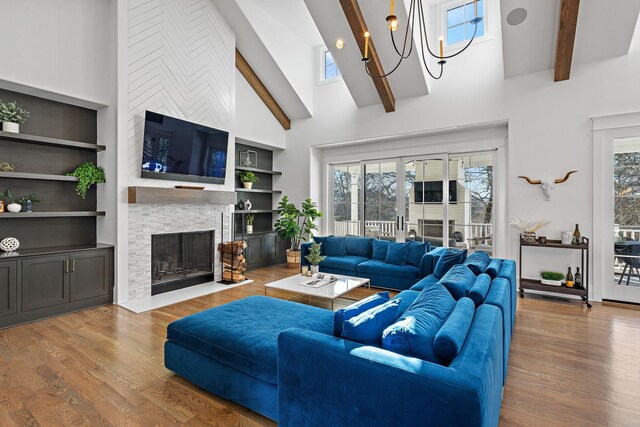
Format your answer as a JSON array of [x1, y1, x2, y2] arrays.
[[485, 258, 502, 279], [463, 251, 491, 275], [437, 264, 476, 300], [468, 273, 491, 307], [342, 298, 402, 346], [313, 236, 330, 255], [372, 240, 389, 260], [434, 249, 464, 279], [333, 291, 390, 337], [324, 236, 346, 257], [385, 242, 411, 266], [407, 241, 430, 267], [433, 297, 475, 361], [381, 283, 455, 364], [345, 237, 373, 258]]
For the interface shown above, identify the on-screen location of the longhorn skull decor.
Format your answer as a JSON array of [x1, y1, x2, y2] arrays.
[[518, 171, 577, 201]]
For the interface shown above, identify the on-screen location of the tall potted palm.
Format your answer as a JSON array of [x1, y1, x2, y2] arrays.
[[274, 196, 322, 268]]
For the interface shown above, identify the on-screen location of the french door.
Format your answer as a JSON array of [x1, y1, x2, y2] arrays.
[[331, 152, 496, 251]]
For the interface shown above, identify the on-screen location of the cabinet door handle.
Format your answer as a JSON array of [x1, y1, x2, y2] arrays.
[[71, 259, 75, 273], [65, 260, 69, 273]]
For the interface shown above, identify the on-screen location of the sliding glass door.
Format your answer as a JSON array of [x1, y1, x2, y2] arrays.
[[363, 161, 399, 238]]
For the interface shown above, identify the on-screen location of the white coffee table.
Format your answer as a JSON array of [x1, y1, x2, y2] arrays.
[[264, 273, 371, 310]]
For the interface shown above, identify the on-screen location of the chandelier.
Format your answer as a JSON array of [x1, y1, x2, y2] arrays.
[[362, 0, 483, 80]]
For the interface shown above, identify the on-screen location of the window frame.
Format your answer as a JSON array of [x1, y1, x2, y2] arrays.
[[317, 46, 342, 86], [439, 0, 490, 52]]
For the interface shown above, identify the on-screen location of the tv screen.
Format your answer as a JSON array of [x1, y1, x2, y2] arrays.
[[141, 111, 229, 184], [414, 181, 458, 203]]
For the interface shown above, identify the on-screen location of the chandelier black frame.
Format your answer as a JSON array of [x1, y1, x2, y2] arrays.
[[362, 0, 483, 80]]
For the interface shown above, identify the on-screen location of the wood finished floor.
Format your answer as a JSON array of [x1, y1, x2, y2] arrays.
[[1, 265, 640, 426]]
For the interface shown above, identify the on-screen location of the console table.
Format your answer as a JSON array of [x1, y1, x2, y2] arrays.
[[518, 238, 591, 308]]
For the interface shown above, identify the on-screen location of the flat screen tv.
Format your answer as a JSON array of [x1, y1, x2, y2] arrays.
[[414, 181, 458, 203], [141, 111, 229, 184]]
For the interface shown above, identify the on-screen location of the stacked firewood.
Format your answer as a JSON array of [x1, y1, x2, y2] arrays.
[[218, 240, 247, 283]]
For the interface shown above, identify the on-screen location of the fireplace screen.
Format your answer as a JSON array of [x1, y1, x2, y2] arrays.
[[151, 230, 214, 293]]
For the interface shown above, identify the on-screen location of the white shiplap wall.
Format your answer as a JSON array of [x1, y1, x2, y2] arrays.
[[127, 0, 236, 191]]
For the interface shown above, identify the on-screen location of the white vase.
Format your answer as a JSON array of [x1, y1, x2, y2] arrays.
[[242, 182, 253, 189], [310, 265, 319, 274], [246, 225, 253, 234], [2, 122, 19, 133], [7, 203, 22, 213]]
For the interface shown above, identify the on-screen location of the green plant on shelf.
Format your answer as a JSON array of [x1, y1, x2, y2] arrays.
[[541, 271, 565, 281], [1, 188, 40, 205], [67, 162, 106, 199], [305, 241, 326, 266], [0, 99, 30, 124], [246, 214, 255, 226], [239, 170, 259, 183]]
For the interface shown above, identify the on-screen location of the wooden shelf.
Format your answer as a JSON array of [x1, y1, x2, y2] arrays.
[[236, 166, 282, 175], [0, 211, 106, 219], [520, 239, 588, 250], [0, 171, 79, 182], [234, 210, 276, 214], [0, 130, 106, 152], [235, 188, 282, 194], [520, 278, 587, 296]]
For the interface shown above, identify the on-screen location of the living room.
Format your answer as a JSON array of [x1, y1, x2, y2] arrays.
[[0, 0, 639, 425]]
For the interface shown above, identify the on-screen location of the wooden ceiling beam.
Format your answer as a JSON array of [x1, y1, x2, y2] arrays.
[[339, 0, 396, 113], [554, 0, 580, 82], [235, 49, 291, 130]]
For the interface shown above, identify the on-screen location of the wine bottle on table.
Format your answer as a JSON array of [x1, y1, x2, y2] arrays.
[[566, 267, 574, 288], [575, 267, 583, 289], [572, 224, 582, 245]]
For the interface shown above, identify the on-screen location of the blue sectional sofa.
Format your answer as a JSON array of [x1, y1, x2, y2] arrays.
[[164, 253, 517, 426], [301, 235, 448, 290]]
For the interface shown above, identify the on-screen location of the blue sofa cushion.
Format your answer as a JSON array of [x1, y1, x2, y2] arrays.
[[342, 298, 402, 346], [438, 264, 476, 300], [321, 256, 368, 272], [385, 242, 411, 266], [324, 236, 347, 257], [463, 252, 491, 275], [433, 297, 475, 362], [485, 258, 503, 279], [333, 291, 390, 337], [166, 296, 333, 385], [345, 237, 373, 258], [409, 274, 439, 291], [468, 273, 492, 307], [381, 283, 455, 364], [313, 236, 329, 255], [434, 249, 465, 279], [372, 239, 389, 261], [395, 290, 421, 314], [407, 241, 430, 267], [357, 260, 420, 279]]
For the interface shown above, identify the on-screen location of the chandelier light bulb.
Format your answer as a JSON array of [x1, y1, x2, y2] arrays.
[[387, 15, 399, 31]]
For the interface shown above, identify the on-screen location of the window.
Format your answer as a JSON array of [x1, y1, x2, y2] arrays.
[[446, 0, 485, 45], [332, 164, 360, 235], [320, 48, 341, 82]]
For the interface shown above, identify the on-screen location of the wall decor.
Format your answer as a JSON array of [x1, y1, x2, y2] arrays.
[[0, 162, 15, 172], [0, 237, 20, 252], [517, 171, 578, 201], [245, 199, 252, 211]]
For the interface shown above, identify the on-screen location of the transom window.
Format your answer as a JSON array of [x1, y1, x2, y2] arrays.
[[321, 48, 341, 82], [446, 0, 485, 45]]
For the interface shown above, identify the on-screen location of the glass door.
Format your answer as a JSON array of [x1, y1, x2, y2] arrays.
[[610, 137, 640, 303], [362, 161, 399, 239], [331, 163, 361, 236]]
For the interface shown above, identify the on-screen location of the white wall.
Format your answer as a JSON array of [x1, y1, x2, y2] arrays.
[[280, 10, 640, 301]]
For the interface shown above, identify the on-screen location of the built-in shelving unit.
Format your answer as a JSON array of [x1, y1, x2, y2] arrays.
[[234, 142, 287, 269]]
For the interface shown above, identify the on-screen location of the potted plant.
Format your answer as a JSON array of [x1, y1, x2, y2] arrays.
[[0, 100, 30, 133], [274, 196, 322, 268], [246, 214, 255, 234], [305, 241, 326, 274], [541, 271, 564, 287], [239, 171, 259, 189], [67, 162, 106, 199], [1, 189, 40, 213]]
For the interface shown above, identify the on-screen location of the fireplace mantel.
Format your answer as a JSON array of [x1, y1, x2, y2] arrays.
[[128, 186, 236, 205]]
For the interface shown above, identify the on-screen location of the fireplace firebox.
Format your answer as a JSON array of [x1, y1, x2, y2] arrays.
[[151, 230, 214, 295]]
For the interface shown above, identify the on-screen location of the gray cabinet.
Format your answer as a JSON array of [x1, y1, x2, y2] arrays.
[[0, 261, 18, 317], [0, 246, 113, 329], [236, 232, 287, 270], [21, 254, 69, 312]]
